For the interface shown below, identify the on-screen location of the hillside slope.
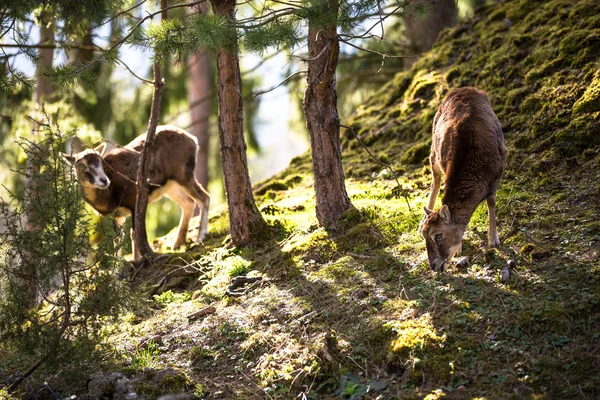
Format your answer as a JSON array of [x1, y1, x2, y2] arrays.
[[31, 0, 599, 399]]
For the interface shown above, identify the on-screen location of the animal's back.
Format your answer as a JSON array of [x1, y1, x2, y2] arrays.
[[101, 126, 199, 211], [431, 87, 506, 206]]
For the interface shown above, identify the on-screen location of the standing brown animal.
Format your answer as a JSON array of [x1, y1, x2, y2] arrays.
[[63, 126, 210, 260], [420, 87, 507, 272]]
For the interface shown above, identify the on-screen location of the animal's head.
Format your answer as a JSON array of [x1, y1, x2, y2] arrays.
[[419, 205, 464, 272], [61, 143, 110, 189]]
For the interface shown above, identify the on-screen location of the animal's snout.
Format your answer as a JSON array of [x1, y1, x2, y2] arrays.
[[430, 259, 447, 272], [99, 177, 108, 185]]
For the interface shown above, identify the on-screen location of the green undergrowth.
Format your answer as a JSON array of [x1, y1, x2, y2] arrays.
[[96, 1, 600, 399]]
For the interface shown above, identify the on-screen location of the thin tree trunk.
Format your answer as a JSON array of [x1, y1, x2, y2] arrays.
[[303, 0, 353, 228], [134, 1, 167, 261], [188, 2, 211, 197], [209, 0, 267, 246], [403, 0, 457, 69], [22, 13, 56, 307], [36, 14, 55, 102]]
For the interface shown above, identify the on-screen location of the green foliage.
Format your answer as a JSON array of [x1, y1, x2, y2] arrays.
[[147, 14, 239, 62], [242, 19, 301, 55], [153, 290, 192, 307], [130, 341, 160, 370], [2, 0, 120, 23], [0, 114, 131, 379]]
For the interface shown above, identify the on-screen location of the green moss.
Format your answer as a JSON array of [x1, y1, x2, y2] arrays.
[[255, 180, 288, 196], [401, 141, 431, 165], [387, 314, 446, 359], [573, 70, 600, 113], [136, 368, 194, 399]]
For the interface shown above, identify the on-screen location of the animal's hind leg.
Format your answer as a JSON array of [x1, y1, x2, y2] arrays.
[[167, 186, 196, 249], [486, 194, 501, 247], [427, 161, 442, 210], [181, 179, 210, 241]]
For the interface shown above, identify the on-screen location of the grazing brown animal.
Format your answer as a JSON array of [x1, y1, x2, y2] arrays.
[[420, 87, 507, 272], [63, 126, 210, 260]]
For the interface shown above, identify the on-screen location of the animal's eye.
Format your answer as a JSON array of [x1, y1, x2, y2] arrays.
[[434, 233, 443, 244]]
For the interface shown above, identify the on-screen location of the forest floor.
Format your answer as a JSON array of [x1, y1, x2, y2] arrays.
[[3, 0, 600, 399]]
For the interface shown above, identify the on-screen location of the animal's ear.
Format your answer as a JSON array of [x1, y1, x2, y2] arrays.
[[94, 143, 107, 156], [60, 153, 75, 164], [423, 206, 433, 216], [439, 204, 452, 223]]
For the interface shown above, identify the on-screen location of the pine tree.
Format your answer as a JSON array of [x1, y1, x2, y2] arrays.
[[187, 2, 212, 203], [303, 0, 354, 228], [209, 0, 268, 245]]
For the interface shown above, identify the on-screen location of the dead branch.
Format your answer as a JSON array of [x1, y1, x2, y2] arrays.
[[224, 276, 263, 297], [187, 305, 216, 320]]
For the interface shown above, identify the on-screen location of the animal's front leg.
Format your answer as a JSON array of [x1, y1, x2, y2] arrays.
[[486, 195, 501, 247], [427, 162, 442, 210], [131, 227, 141, 261]]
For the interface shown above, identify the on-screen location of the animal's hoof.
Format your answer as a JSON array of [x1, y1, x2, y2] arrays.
[[198, 230, 208, 242], [488, 238, 501, 248]]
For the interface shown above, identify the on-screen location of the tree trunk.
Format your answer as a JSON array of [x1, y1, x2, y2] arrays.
[[403, 0, 457, 69], [188, 2, 211, 194], [133, 1, 167, 261], [35, 13, 55, 102], [22, 12, 56, 307], [303, 0, 353, 228], [209, 0, 267, 246]]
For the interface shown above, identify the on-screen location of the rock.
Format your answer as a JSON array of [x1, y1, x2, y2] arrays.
[[158, 395, 197, 400], [456, 256, 470, 269], [353, 288, 369, 300], [88, 372, 135, 400], [500, 266, 510, 283]]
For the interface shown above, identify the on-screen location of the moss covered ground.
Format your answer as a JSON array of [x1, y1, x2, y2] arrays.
[[6, 0, 598, 398]]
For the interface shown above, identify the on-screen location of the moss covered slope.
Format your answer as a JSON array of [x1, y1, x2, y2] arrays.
[[106, 1, 600, 399]]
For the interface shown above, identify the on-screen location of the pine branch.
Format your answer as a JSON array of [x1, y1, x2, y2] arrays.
[[72, 0, 209, 77], [114, 57, 154, 85], [339, 38, 411, 59], [252, 70, 307, 97], [90, 0, 149, 30], [0, 43, 106, 51]]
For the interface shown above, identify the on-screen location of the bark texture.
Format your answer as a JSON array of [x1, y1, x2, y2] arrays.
[[210, 0, 267, 245], [403, 0, 457, 69], [133, 1, 168, 261], [303, 1, 353, 228], [188, 1, 212, 192], [133, 62, 163, 261]]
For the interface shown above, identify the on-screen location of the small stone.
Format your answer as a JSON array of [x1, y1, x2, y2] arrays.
[[500, 266, 510, 283], [456, 256, 470, 269], [507, 259, 517, 269], [353, 288, 369, 300]]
